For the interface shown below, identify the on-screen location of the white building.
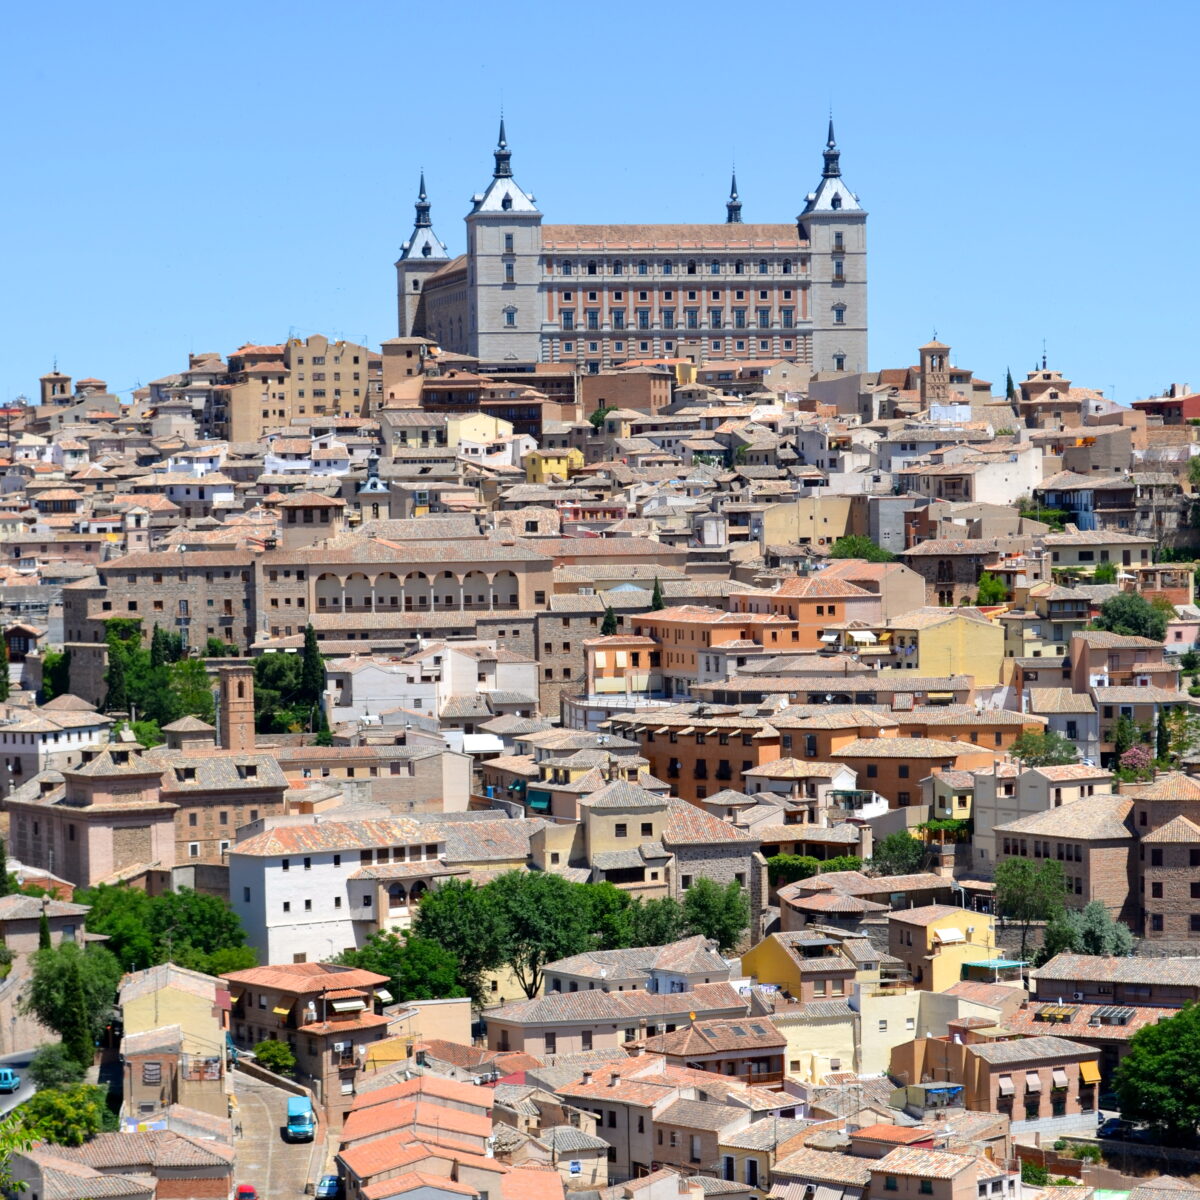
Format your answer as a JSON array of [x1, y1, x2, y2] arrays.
[[229, 816, 448, 964], [0, 699, 114, 794]]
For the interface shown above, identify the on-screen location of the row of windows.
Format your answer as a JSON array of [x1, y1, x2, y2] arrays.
[[561, 287, 797, 303], [556, 257, 809, 277], [561, 308, 811, 331]]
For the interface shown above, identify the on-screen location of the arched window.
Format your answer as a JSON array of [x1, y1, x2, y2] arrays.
[[612, 261, 623, 275], [758, 260, 768, 274], [561, 260, 573, 276], [237, 681, 245, 699], [782, 259, 792, 275], [710, 261, 720, 275], [637, 260, 648, 275], [587, 260, 598, 276], [686, 260, 697, 275], [371, 503, 380, 519], [662, 261, 673, 275], [734, 259, 744, 275], [833, 305, 846, 325]]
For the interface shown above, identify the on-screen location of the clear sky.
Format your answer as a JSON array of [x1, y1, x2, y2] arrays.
[[2, 0, 1196, 408]]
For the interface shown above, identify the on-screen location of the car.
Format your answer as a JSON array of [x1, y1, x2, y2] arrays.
[[0, 1069, 20, 1093], [316, 1176, 342, 1198], [235, 1187, 258, 1200], [1097, 1118, 1133, 1139]]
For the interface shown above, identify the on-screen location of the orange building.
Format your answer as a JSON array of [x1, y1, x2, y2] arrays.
[[729, 575, 880, 650], [831, 738, 999, 808], [629, 605, 800, 698]]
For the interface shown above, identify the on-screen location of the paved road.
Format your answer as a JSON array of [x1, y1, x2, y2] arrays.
[[234, 1071, 325, 1198], [0, 1048, 38, 1116]]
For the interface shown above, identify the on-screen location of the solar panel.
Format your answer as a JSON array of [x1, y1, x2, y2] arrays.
[[750, 1024, 767, 1036], [731, 1025, 747, 1036]]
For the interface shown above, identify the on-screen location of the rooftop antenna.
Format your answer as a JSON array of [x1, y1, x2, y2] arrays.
[[1042, 340, 1047, 370]]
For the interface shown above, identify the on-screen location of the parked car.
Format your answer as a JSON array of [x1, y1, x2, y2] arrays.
[[316, 1176, 342, 1198], [0, 1069, 20, 1093], [1097, 1118, 1133, 1139], [235, 1187, 258, 1200]]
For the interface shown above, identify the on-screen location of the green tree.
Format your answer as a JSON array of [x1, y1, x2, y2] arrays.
[[148, 887, 249, 965], [300, 624, 325, 705], [0, 839, 11, 899], [38, 910, 51, 951], [588, 404, 614, 431], [204, 636, 236, 657], [24, 943, 121, 1047], [28, 1043, 86, 1090], [1163, 707, 1200, 765], [490, 871, 593, 998], [254, 651, 306, 733], [1189, 456, 1200, 491], [0, 628, 10, 704], [767, 854, 821, 886], [994, 858, 1068, 961], [74, 885, 156, 970], [1092, 561, 1117, 584], [1113, 1001, 1200, 1143], [1021, 1163, 1049, 1187], [59, 955, 97, 1070], [412, 879, 506, 1005], [103, 648, 128, 713], [0, 1112, 33, 1188], [1009, 729, 1079, 767], [821, 854, 865, 873], [650, 577, 665, 611], [18, 1084, 110, 1146], [1181, 650, 1200, 673], [1005, 368, 1017, 403], [150, 624, 166, 670], [829, 534, 895, 563], [624, 896, 686, 947], [336, 931, 464, 1004], [601, 606, 618, 636], [41, 648, 71, 701], [171, 658, 215, 724], [130, 719, 165, 748], [253, 1039, 296, 1077], [1113, 713, 1137, 759], [1094, 593, 1168, 642], [975, 571, 1007, 606], [195, 946, 257, 975], [870, 832, 927, 877], [681, 878, 750, 952], [1036, 900, 1134, 965], [578, 882, 634, 951]]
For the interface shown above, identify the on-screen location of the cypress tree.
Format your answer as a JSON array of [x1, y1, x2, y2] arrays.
[[650, 577, 665, 611], [149, 624, 165, 669], [300, 624, 324, 705], [0, 838, 13, 897], [601, 606, 618, 636], [103, 650, 128, 714], [38, 909, 51, 950], [1157, 716, 1171, 763], [1006, 368, 1017, 402], [0, 627, 9, 703], [60, 957, 94, 1070]]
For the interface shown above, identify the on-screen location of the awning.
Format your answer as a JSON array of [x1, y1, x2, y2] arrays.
[[331, 999, 366, 1013], [228, 991, 242, 1003], [849, 631, 877, 644], [928, 691, 954, 701], [936, 927, 965, 944], [878, 631, 893, 643], [820, 633, 839, 643], [272, 1004, 292, 1017], [1025, 1071, 1042, 1092], [375, 989, 393, 1003], [1052, 1068, 1069, 1089], [1080, 1061, 1101, 1085], [998, 1075, 1014, 1096]]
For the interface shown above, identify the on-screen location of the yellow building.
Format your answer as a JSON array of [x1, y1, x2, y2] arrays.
[[525, 446, 584, 483], [880, 608, 1005, 687], [887, 905, 997, 992], [758, 495, 860, 551], [447, 412, 513, 446]]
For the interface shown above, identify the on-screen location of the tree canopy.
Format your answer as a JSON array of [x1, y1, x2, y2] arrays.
[[975, 571, 1007, 605], [1037, 900, 1134, 965], [1010, 729, 1079, 767], [1093, 593, 1168, 642], [23, 943, 121, 1056], [335, 932, 465, 1005], [75, 884, 255, 976], [829, 535, 895, 563], [254, 639, 327, 736], [1113, 1001, 1200, 1143], [17, 1084, 114, 1146], [28, 1044, 87, 1090], [680, 879, 750, 953], [101, 619, 215, 725], [870, 832, 927, 877], [994, 858, 1068, 960]]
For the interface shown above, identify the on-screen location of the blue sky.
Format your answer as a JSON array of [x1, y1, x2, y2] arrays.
[[2, 0, 1196, 407]]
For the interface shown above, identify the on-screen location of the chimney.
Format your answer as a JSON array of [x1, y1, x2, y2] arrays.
[[608, 1072, 620, 1087], [581, 1070, 592, 1085], [218, 665, 255, 753]]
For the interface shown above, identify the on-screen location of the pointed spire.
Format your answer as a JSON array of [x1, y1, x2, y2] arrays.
[[414, 171, 431, 228], [822, 117, 841, 179], [726, 169, 742, 224], [493, 115, 512, 178]]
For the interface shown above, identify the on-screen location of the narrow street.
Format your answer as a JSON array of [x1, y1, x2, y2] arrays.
[[233, 1071, 326, 1198]]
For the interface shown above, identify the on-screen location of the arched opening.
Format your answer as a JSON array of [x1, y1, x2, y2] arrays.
[[686, 260, 697, 275], [375, 572, 402, 609], [315, 573, 342, 610], [782, 259, 792, 275], [343, 572, 372, 611], [410, 880, 429, 901], [388, 883, 407, 911], [403, 571, 432, 611], [491, 570, 519, 610], [433, 570, 460, 609], [462, 571, 490, 610]]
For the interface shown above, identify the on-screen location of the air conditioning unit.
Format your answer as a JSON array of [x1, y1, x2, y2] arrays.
[[334, 1041, 348, 1053], [1073, 992, 1084, 1001]]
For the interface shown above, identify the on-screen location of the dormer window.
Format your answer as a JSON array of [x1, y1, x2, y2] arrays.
[[179, 767, 196, 782], [831, 194, 843, 210], [501, 195, 512, 211]]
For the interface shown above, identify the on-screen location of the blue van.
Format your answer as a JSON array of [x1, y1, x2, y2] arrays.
[[285, 1096, 315, 1142]]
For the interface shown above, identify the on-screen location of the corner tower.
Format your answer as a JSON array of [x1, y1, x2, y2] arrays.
[[800, 119, 867, 374], [396, 172, 450, 337], [465, 119, 544, 368]]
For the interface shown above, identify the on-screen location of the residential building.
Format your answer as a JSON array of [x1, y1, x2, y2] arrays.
[[887, 907, 997, 992]]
